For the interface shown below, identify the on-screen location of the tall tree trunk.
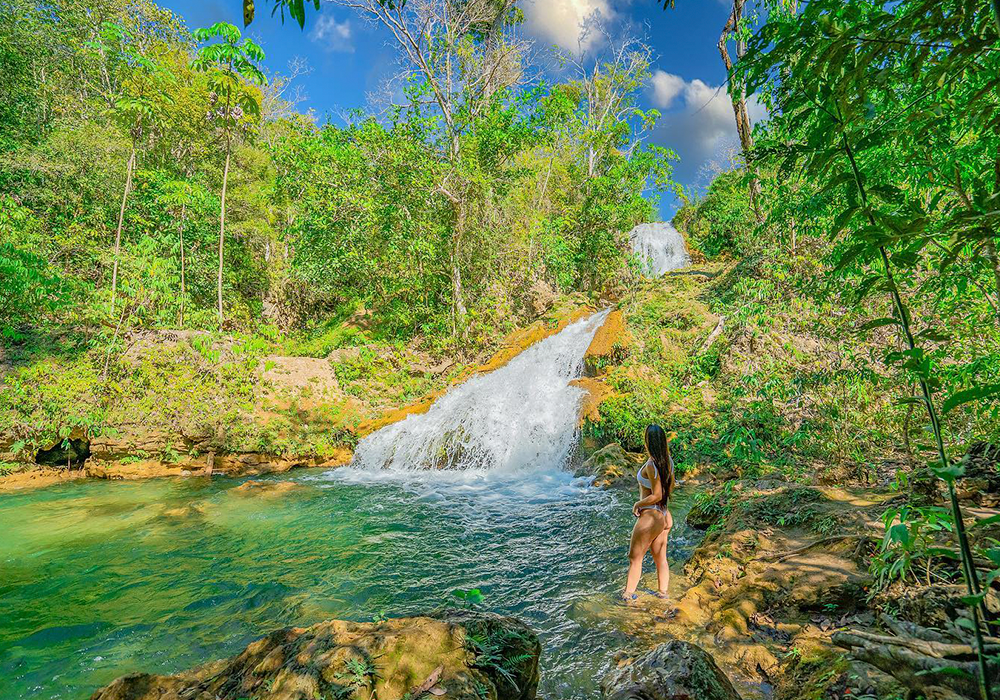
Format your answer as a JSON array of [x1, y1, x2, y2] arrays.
[[451, 200, 467, 336], [719, 0, 764, 223], [218, 136, 231, 326], [179, 201, 187, 327], [111, 146, 136, 314]]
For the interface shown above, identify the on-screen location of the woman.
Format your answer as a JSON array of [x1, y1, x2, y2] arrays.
[[622, 424, 675, 601]]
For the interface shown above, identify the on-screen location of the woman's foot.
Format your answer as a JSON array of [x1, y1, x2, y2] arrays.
[[655, 590, 669, 599], [620, 592, 638, 604]]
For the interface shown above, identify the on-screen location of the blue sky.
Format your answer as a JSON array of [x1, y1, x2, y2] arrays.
[[161, 0, 759, 219]]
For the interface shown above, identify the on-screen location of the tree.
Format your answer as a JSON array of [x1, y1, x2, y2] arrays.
[[191, 22, 266, 325], [739, 1, 1000, 696], [332, 0, 528, 335], [88, 21, 175, 314], [717, 0, 764, 223], [156, 179, 209, 326]]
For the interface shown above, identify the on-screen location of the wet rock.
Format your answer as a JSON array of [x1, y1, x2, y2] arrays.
[[576, 443, 644, 489], [602, 640, 741, 700], [570, 377, 614, 424], [232, 480, 304, 497], [685, 496, 718, 530], [90, 611, 539, 700], [584, 310, 632, 376]]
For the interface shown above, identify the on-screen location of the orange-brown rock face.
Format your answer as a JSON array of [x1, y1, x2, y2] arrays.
[[583, 309, 632, 377]]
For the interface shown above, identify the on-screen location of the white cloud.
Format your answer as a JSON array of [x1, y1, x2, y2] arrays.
[[521, 0, 614, 53], [311, 15, 354, 53], [650, 70, 685, 109], [649, 73, 768, 193]]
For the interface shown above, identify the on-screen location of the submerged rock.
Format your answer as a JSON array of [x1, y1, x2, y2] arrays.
[[576, 443, 644, 489], [232, 479, 304, 497], [90, 611, 539, 700], [602, 640, 741, 700]]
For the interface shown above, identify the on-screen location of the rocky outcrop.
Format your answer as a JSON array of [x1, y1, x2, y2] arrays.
[[90, 611, 540, 700], [575, 443, 644, 489], [35, 437, 90, 468], [584, 310, 632, 377], [602, 640, 741, 700], [83, 427, 352, 482]]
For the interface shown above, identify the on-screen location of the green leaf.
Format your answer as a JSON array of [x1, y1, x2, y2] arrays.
[[942, 384, 1000, 414], [859, 317, 899, 332]]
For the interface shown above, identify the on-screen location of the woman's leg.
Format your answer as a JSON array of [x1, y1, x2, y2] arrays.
[[624, 511, 665, 597], [650, 510, 673, 595]]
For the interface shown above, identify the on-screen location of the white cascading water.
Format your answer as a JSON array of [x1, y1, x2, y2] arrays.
[[350, 310, 610, 474], [630, 222, 690, 276]]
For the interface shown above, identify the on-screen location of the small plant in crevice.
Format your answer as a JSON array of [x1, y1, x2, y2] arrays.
[[463, 620, 536, 695], [333, 656, 381, 700]]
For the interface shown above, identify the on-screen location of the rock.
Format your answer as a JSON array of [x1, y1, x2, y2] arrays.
[[956, 442, 1000, 506], [529, 279, 557, 315], [601, 640, 741, 700], [261, 355, 341, 397], [90, 611, 539, 700], [35, 437, 90, 469], [570, 377, 613, 424], [327, 346, 362, 365], [232, 480, 304, 497], [584, 310, 632, 376], [576, 443, 644, 489], [685, 496, 717, 530]]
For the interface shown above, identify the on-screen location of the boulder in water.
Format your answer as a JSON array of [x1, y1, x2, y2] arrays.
[[89, 611, 540, 700], [576, 443, 644, 489], [602, 640, 742, 700]]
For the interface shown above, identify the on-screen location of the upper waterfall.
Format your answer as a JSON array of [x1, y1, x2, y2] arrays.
[[350, 310, 610, 473], [630, 222, 690, 276]]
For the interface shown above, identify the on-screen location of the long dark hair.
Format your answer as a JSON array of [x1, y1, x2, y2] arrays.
[[644, 424, 674, 506]]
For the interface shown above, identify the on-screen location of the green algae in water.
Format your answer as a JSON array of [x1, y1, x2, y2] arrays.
[[0, 470, 698, 700]]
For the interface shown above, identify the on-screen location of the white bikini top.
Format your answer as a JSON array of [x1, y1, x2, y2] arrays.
[[637, 455, 674, 490], [637, 459, 654, 489]]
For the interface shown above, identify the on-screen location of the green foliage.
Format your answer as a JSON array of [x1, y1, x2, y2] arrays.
[[674, 170, 758, 260], [191, 22, 266, 124], [462, 618, 535, 694], [0, 197, 64, 338], [451, 588, 484, 607], [872, 504, 955, 590]]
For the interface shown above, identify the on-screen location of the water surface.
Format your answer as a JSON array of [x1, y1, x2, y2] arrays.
[[0, 467, 697, 700]]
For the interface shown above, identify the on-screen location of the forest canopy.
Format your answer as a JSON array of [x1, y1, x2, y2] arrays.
[[0, 0, 675, 348]]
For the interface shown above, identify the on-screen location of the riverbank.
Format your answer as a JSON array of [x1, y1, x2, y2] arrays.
[[0, 297, 610, 492]]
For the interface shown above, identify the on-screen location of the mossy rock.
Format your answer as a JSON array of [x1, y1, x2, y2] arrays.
[[601, 640, 741, 700], [576, 443, 644, 489], [90, 611, 540, 700]]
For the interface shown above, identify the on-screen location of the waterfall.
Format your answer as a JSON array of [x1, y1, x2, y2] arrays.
[[630, 222, 690, 276], [351, 310, 610, 473]]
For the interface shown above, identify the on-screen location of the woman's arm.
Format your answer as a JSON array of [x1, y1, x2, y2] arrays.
[[632, 465, 664, 517]]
